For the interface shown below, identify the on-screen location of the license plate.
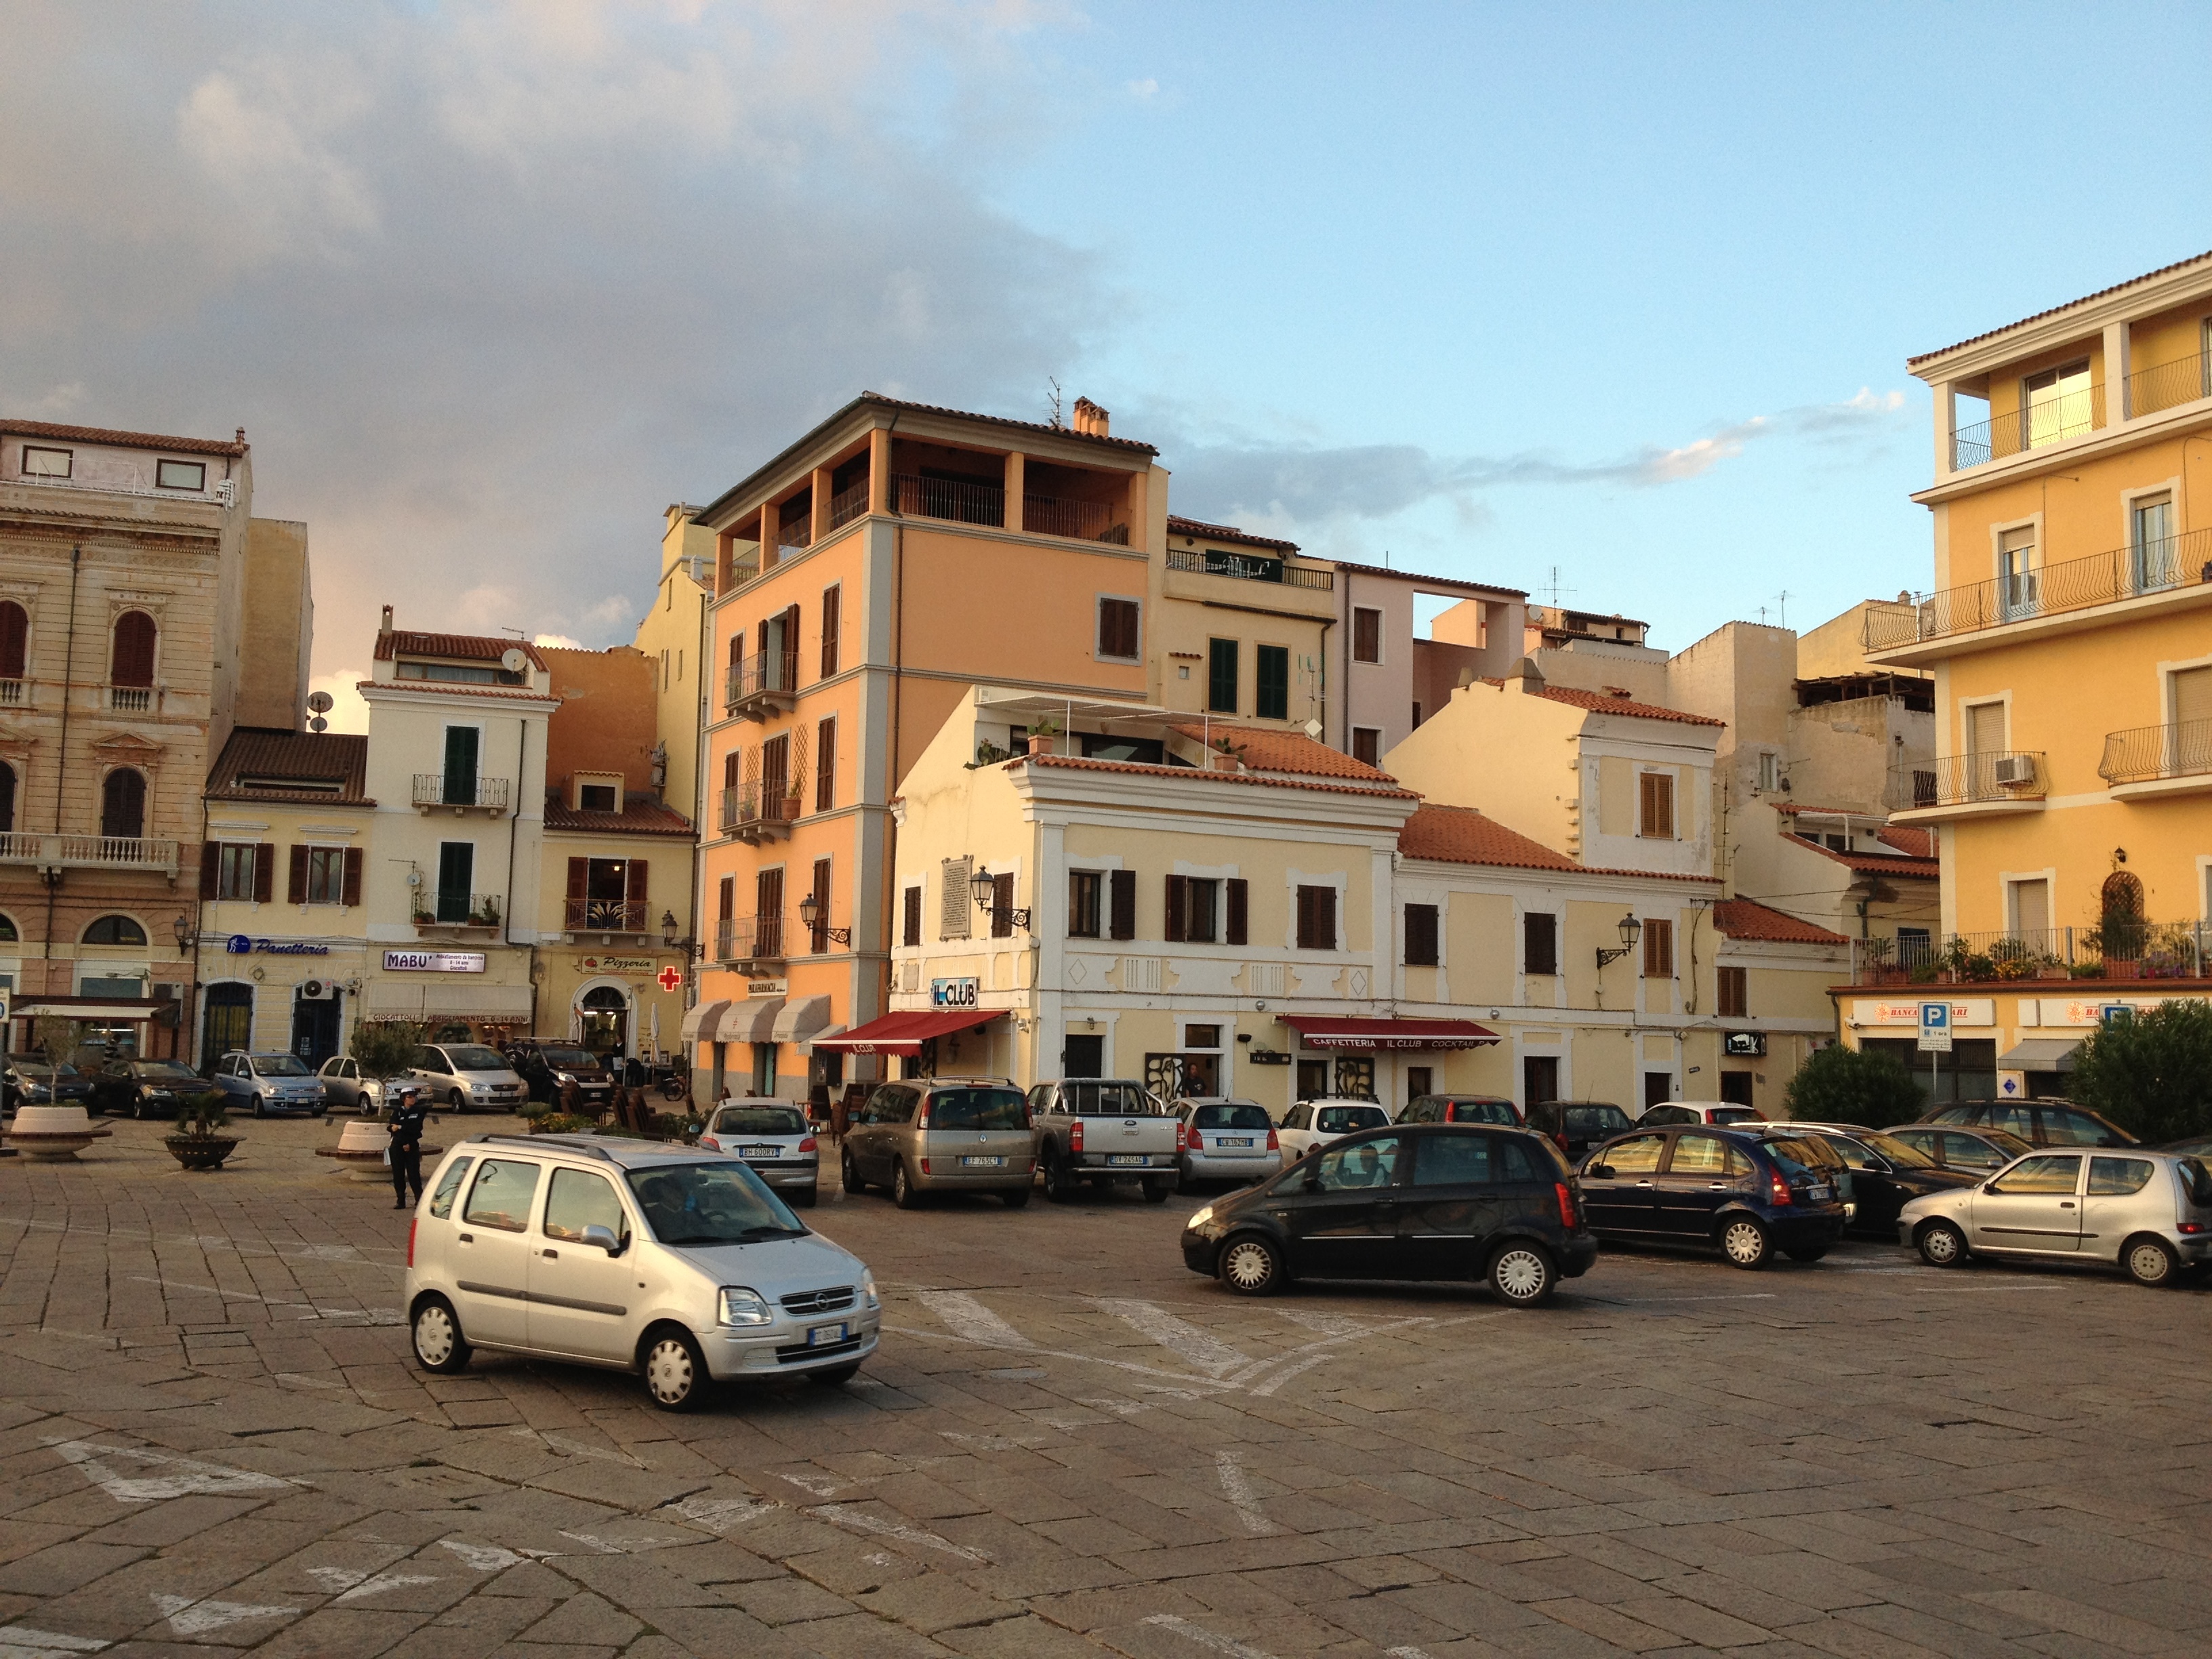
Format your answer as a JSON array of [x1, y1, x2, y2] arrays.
[[1108, 1154, 1147, 1167], [1219, 1137, 1254, 1148], [1809, 1184, 1832, 1203], [739, 1145, 783, 1159], [807, 1324, 848, 1347], [960, 1155, 1006, 1167]]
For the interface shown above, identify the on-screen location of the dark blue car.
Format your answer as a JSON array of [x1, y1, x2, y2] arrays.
[[1576, 1125, 1845, 1269]]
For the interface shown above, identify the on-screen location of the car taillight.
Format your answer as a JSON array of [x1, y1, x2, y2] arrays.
[[920, 1158, 931, 1175], [798, 1135, 817, 1153], [407, 1218, 416, 1267], [2182, 1222, 2208, 1235], [916, 1107, 930, 1130], [700, 1136, 718, 1150], [1769, 1170, 1793, 1206], [1176, 1122, 1187, 1152], [1266, 1127, 1279, 1151], [1555, 1182, 1576, 1229], [1070, 1119, 1084, 1153], [1553, 1132, 1569, 1152]]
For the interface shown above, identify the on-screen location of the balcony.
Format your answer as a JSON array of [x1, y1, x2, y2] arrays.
[[1886, 751, 2046, 821], [0, 680, 24, 708], [716, 914, 786, 968], [1165, 549, 1334, 590], [563, 897, 649, 935], [411, 892, 503, 937], [777, 516, 813, 554], [106, 684, 158, 714], [1864, 527, 2212, 657], [889, 474, 1130, 544], [413, 774, 511, 815], [1850, 922, 2209, 987], [0, 832, 180, 878], [2127, 349, 2212, 420], [724, 786, 798, 845], [828, 479, 869, 530], [1950, 381, 2105, 471], [2098, 718, 2212, 800], [727, 649, 797, 722]]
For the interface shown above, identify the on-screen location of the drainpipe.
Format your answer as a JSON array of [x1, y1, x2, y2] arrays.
[[42, 546, 83, 981], [508, 714, 527, 1036]]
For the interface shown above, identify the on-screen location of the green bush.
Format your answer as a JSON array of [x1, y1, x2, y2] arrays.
[[1781, 1043, 1927, 1129], [2068, 1000, 2212, 1144], [348, 1019, 425, 1083]]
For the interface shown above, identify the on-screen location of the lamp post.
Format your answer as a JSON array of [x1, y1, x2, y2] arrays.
[[796, 892, 850, 949], [171, 914, 192, 949], [969, 864, 1030, 930], [1595, 911, 1642, 971]]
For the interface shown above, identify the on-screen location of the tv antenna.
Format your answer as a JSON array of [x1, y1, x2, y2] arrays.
[[1047, 378, 1063, 430], [1541, 565, 1576, 612], [1771, 589, 1791, 628]]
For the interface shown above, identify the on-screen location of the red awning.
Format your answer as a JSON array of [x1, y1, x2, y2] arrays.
[[1280, 1015, 1498, 1051], [811, 1009, 1004, 1056]]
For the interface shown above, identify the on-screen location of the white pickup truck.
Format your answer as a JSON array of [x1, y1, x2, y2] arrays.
[[1027, 1079, 1182, 1204]]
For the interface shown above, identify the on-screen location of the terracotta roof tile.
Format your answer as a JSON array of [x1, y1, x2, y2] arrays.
[[1714, 897, 1849, 945], [544, 796, 694, 836], [1331, 558, 1527, 599], [1397, 804, 1578, 872], [1532, 685, 1726, 727], [207, 727, 369, 803], [1907, 249, 2212, 367], [863, 391, 1158, 454], [2, 417, 248, 458], [1015, 753, 1416, 800], [357, 680, 557, 703], [1166, 514, 1300, 554], [1876, 824, 1936, 858], [1784, 833, 1939, 878], [373, 630, 548, 669], [1168, 723, 1393, 781]]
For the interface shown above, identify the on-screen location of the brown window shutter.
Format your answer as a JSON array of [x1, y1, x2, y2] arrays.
[[1644, 918, 1673, 977], [1406, 903, 1439, 966], [200, 841, 220, 899], [566, 857, 588, 900], [1163, 874, 1187, 943], [903, 885, 922, 948], [342, 847, 363, 907], [0, 602, 24, 681], [718, 875, 735, 922], [783, 604, 801, 686], [287, 844, 308, 904], [991, 872, 1015, 939], [722, 750, 739, 790], [626, 859, 648, 907], [1225, 878, 1248, 946], [820, 584, 840, 678], [815, 719, 836, 813], [1109, 869, 1136, 940], [111, 611, 157, 687], [728, 632, 741, 667], [253, 844, 273, 904]]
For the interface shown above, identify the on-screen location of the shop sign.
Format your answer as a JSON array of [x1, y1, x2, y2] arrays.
[[931, 977, 980, 1010], [579, 955, 658, 973], [2034, 996, 2207, 1026], [747, 979, 785, 996], [383, 949, 487, 973], [1850, 998, 1993, 1028], [226, 935, 331, 956], [1722, 1031, 1766, 1057], [656, 965, 683, 992]]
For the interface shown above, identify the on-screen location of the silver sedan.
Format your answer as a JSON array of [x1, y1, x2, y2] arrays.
[[1898, 1147, 2212, 1286]]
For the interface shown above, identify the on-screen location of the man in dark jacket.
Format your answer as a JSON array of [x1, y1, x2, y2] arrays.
[[388, 1083, 429, 1209]]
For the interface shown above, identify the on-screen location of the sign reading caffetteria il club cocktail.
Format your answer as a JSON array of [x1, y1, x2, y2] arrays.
[[382, 949, 487, 973]]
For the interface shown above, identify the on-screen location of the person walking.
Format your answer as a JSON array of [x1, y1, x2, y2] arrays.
[[388, 1082, 429, 1209]]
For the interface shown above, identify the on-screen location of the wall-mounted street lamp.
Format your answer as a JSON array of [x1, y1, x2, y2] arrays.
[[659, 909, 701, 958], [171, 914, 192, 949], [970, 864, 1031, 930], [1595, 911, 1643, 971], [796, 892, 851, 947]]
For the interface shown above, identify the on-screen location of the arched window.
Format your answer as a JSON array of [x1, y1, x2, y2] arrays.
[[0, 913, 18, 943], [0, 602, 26, 682], [2101, 869, 2146, 920], [101, 767, 146, 839], [83, 914, 148, 946], [0, 760, 15, 834], [111, 610, 157, 688]]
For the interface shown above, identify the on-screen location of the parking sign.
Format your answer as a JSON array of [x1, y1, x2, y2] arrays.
[[1917, 1000, 1952, 1052]]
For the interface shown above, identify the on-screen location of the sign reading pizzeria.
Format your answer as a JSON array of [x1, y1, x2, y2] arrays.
[[383, 949, 487, 974]]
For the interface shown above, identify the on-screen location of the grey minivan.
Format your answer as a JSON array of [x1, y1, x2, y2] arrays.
[[840, 1079, 1034, 1209]]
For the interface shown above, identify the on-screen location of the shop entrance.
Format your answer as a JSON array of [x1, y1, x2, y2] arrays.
[[1062, 1034, 1103, 1078], [1719, 1071, 1755, 1107], [578, 985, 630, 1063], [289, 988, 343, 1067], [202, 984, 252, 1070]]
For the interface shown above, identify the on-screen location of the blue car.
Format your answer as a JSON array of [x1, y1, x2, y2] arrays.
[[1576, 1125, 1845, 1269], [211, 1050, 329, 1118]]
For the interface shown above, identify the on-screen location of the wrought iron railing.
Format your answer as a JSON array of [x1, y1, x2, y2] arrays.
[[564, 897, 647, 932], [732, 649, 798, 703], [716, 914, 786, 963], [1950, 382, 2104, 470], [1864, 527, 2212, 649], [1851, 922, 2210, 985], [1166, 549, 1334, 590], [2126, 350, 2212, 420], [413, 774, 512, 810], [2099, 718, 2212, 785], [828, 480, 869, 529], [1885, 750, 2045, 811], [891, 473, 1004, 528], [413, 892, 503, 927]]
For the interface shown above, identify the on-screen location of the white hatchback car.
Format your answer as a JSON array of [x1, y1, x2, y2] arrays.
[[404, 1134, 879, 1408], [1899, 1146, 2212, 1287], [1275, 1098, 1392, 1166]]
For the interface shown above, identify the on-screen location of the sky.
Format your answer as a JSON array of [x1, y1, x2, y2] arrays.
[[3, 1, 2209, 733]]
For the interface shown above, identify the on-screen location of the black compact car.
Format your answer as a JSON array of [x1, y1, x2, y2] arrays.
[[3, 1056, 92, 1115], [1527, 1100, 1634, 1161], [1180, 1124, 1597, 1307], [1576, 1126, 1847, 1269], [1398, 1094, 1521, 1127], [1919, 1099, 2135, 1149], [1760, 1124, 1979, 1239], [87, 1058, 205, 1120], [504, 1040, 615, 1110]]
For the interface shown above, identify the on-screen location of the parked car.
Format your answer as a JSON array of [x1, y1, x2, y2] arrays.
[[697, 1098, 819, 1208], [1759, 1122, 1980, 1239], [505, 1040, 616, 1111], [210, 1051, 328, 1118], [2163, 1134, 2212, 1158], [5, 1056, 92, 1115], [1883, 1123, 2035, 1174], [1917, 1099, 2135, 1149], [1181, 1124, 1596, 1305], [87, 1058, 205, 1120], [1027, 1079, 1180, 1202], [1576, 1126, 1847, 1269], [1275, 1099, 1392, 1166], [1398, 1094, 1521, 1127], [1900, 1148, 2212, 1287], [316, 1056, 385, 1114], [1172, 1099, 1279, 1188], [1637, 1103, 1763, 1128], [844, 1078, 1036, 1208], [1527, 1100, 1635, 1161], [407, 1043, 529, 1114], [405, 1132, 879, 1407]]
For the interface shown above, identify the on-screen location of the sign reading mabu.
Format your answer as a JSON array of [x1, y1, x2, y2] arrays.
[[1917, 1000, 1952, 1052], [931, 977, 979, 1010], [383, 949, 487, 974]]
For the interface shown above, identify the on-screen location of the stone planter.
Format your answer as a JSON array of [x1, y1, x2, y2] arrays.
[[316, 1119, 441, 1182], [6, 1104, 112, 1161], [165, 1136, 242, 1172]]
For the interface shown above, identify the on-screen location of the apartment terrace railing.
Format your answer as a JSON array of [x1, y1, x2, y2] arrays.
[[777, 515, 813, 553], [716, 914, 787, 964], [2127, 350, 2212, 420], [1950, 382, 2104, 470], [106, 684, 157, 714], [412, 893, 504, 929], [1864, 527, 2212, 650], [412, 773, 512, 812], [0, 832, 180, 874], [2099, 718, 2212, 786], [727, 649, 798, 720], [724, 785, 798, 842], [8, 471, 234, 506], [1851, 921, 2211, 986], [828, 479, 869, 530], [1166, 549, 1334, 590], [563, 897, 649, 933], [888, 474, 1130, 543], [1885, 750, 2045, 811]]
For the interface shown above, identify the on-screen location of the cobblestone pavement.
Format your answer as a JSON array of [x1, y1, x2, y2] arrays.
[[3, 1116, 2211, 1659]]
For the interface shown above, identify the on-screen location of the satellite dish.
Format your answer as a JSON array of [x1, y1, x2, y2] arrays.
[[308, 716, 328, 733], [306, 690, 333, 714], [1303, 718, 1324, 739], [501, 647, 529, 673]]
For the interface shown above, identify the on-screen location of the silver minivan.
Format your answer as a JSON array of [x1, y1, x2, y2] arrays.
[[839, 1078, 1034, 1208], [1900, 1147, 2212, 1286], [404, 1133, 879, 1408], [409, 1042, 529, 1113], [698, 1098, 819, 1207]]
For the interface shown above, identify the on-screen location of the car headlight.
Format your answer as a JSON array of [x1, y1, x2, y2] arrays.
[[1187, 1204, 1215, 1229], [555, 1072, 576, 1084], [718, 1287, 773, 1327], [860, 1269, 880, 1311]]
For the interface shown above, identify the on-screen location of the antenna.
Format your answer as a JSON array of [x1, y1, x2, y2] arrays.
[[1541, 565, 1576, 612], [1771, 589, 1791, 628], [1047, 378, 1063, 430]]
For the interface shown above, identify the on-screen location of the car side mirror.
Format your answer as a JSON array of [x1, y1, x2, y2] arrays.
[[581, 1224, 623, 1256], [1587, 1164, 1614, 1181]]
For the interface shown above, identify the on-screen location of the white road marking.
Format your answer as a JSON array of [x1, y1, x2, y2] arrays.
[[920, 1291, 1033, 1348], [49, 1439, 294, 1504], [440, 1540, 525, 1571], [507, 1427, 645, 1467], [559, 1530, 691, 1555], [670, 1496, 779, 1533], [1271, 1309, 1366, 1337], [1214, 1450, 1277, 1535], [940, 1430, 1049, 1450], [1387, 1647, 1435, 1659], [127, 1275, 398, 1323], [1094, 1298, 1252, 1376], [0, 1626, 108, 1657], [274, 1373, 346, 1391], [150, 1594, 298, 1637], [812, 1503, 990, 1561], [306, 1566, 438, 1601], [1248, 1353, 1332, 1397], [1142, 1613, 1277, 1659], [884, 1322, 1229, 1391]]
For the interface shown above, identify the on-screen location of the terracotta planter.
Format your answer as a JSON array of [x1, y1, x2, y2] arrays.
[[1209, 752, 1242, 773], [1027, 734, 1058, 757], [165, 1136, 241, 1171], [7, 1103, 112, 1161], [781, 796, 803, 821]]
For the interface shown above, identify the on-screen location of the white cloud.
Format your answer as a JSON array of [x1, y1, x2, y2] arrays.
[[533, 632, 586, 649]]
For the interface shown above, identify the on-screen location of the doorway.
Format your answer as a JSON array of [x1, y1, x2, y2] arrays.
[[1296, 1059, 1328, 1099], [202, 983, 252, 1071], [1718, 1071, 1755, 1107], [1332, 1056, 1375, 1099], [1063, 1033, 1103, 1078], [1521, 1053, 1559, 1108], [1643, 1071, 1673, 1109], [578, 985, 630, 1062], [1406, 1066, 1433, 1105], [289, 988, 342, 1067], [751, 1042, 777, 1096]]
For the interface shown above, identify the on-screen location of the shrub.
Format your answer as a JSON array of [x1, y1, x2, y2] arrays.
[[2068, 1000, 2212, 1144], [348, 1019, 424, 1084], [174, 1091, 230, 1139], [1781, 1044, 1927, 1129]]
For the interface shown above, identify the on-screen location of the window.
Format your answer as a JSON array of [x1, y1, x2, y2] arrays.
[[436, 841, 474, 923], [811, 859, 833, 952], [1404, 903, 1439, 967], [902, 884, 922, 947], [1997, 525, 2038, 615], [1109, 868, 1136, 941], [1313, 1134, 1401, 1190], [565, 855, 640, 928], [1295, 884, 1337, 951], [110, 611, 156, 689], [1637, 771, 1675, 838], [21, 446, 70, 478], [101, 768, 146, 839], [1097, 596, 1141, 661], [718, 874, 736, 931], [2133, 493, 2176, 587], [216, 843, 264, 902], [1352, 607, 1382, 663], [2022, 359, 2091, 449], [155, 459, 207, 491], [83, 914, 148, 946], [1351, 727, 1381, 767], [1208, 639, 1238, 713], [442, 726, 480, 806], [1068, 870, 1102, 938], [815, 718, 836, 812], [1666, 1134, 1741, 1177], [939, 857, 971, 939], [2010, 878, 2050, 937], [464, 1159, 541, 1231], [0, 601, 25, 682], [0, 764, 11, 835], [990, 871, 1015, 940], [1757, 752, 1780, 792], [1256, 645, 1289, 720], [578, 783, 616, 811], [1163, 876, 1219, 944], [1601, 1134, 1665, 1174], [1185, 1025, 1222, 1049], [428, 1155, 474, 1220], [1406, 1067, 1431, 1103], [1642, 917, 1673, 978], [2087, 1157, 2154, 1196], [761, 733, 789, 808], [820, 583, 840, 678], [1990, 1153, 2081, 1195], [1225, 878, 1248, 947], [1718, 965, 1748, 1018], [302, 846, 356, 905], [1523, 912, 1557, 977], [544, 1168, 627, 1244]]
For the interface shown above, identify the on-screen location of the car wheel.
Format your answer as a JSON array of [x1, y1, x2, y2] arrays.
[[1044, 1149, 1080, 1203], [252, 1097, 266, 1120], [1001, 1186, 1031, 1209], [1488, 1242, 1557, 1307], [410, 1298, 472, 1374], [2124, 1235, 2179, 1287], [893, 1160, 921, 1210], [1916, 1220, 1968, 1268], [790, 1185, 819, 1210], [1218, 1233, 1284, 1297], [129, 1097, 144, 1121], [808, 1362, 862, 1386], [1141, 1176, 1172, 1204], [641, 1328, 712, 1412], [841, 1150, 867, 1196], [1719, 1216, 1771, 1270], [450, 1091, 467, 1115]]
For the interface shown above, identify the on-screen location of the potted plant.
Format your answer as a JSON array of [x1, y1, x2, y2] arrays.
[[165, 1091, 241, 1171], [1208, 735, 1246, 773], [1026, 718, 1062, 757]]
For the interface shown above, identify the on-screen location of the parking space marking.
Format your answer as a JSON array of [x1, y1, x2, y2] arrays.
[[1214, 1450, 1277, 1534], [0, 1626, 109, 1657], [1094, 1298, 1252, 1376], [49, 1440, 296, 1504], [149, 1594, 298, 1637], [1142, 1613, 1278, 1659], [920, 1290, 1033, 1348]]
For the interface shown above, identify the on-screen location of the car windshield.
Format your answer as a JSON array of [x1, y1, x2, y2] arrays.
[[1709, 1107, 1760, 1125], [1193, 1104, 1271, 1130], [1565, 1105, 1633, 1135], [1982, 1127, 2034, 1154], [443, 1046, 508, 1071], [251, 1054, 312, 1077], [1759, 1136, 1825, 1179], [537, 1047, 598, 1068], [136, 1061, 201, 1081], [930, 1088, 1027, 1130], [713, 1105, 808, 1136], [1062, 1081, 1154, 1115], [1858, 1132, 1939, 1169], [14, 1062, 54, 1080], [625, 1162, 804, 1245], [1446, 1099, 1518, 1125], [1317, 1105, 1389, 1134]]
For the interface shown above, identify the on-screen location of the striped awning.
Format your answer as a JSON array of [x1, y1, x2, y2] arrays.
[[679, 1000, 729, 1042]]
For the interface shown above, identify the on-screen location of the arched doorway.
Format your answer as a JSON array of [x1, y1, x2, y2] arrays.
[[289, 985, 343, 1067], [203, 983, 252, 1069], [577, 984, 630, 1064]]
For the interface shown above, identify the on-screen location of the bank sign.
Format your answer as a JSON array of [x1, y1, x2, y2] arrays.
[[382, 949, 487, 973]]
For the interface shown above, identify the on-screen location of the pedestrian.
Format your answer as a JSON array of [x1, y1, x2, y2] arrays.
[[388, 1082, 428, 1210]]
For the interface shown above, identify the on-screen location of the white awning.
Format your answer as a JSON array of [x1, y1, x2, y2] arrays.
[[679, 1000, 729, 1042], [792, 1023, 844, 1057], [716, 999, 783, 1043], [1999, 1038, 2083, 1072], [366, 981, 532, 1022], [771, 996, 832, 1044]]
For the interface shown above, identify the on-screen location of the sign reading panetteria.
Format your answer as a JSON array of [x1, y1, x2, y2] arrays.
[[382, 949, 487, 973]]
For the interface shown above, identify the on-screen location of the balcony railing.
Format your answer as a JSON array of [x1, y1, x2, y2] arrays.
[[106, 684, 155, 714], [1886, 750, 2045, 811], [564, 897, 648, 933], [828, 479, 869, 530], [1166, 549, 1335, 590], [777, 515, 813, 552], [2099, 718, 2212, 786], [723, 785, 798, 842], [1023, 493, 1128, 543], [0, 832, 180, 874], [1864, 527, 2212, 650], [2127, 350, 2212, 421], [1950, 382, 2104, 470], [892, 473, 1003, 528], [1851, 922, 2210, 986], [0, 680, 26, 707], [413, 774, 512, 811], [412, 892, 504, 928], [716, 914, 786, 964], [727, 649, 798, 720]]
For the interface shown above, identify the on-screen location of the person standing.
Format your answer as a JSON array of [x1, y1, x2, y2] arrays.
[[388, 1082, 428, 1209]]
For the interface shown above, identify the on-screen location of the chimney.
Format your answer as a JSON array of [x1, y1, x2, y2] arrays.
[[379, 605, 394, 638], [1511, 656, 1547, 692], [1071, 396, 1109, 438]]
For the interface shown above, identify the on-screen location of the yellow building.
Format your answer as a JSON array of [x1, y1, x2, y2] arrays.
[[1847, 252, 2212, 1101]]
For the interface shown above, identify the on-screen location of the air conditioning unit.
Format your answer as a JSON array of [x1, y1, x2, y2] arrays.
[[298, 979, 337, 1000], [1992, 755, 2038, 788]]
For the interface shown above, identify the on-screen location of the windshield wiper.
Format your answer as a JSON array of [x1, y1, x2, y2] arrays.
[[665, 1224, 804, 1245]]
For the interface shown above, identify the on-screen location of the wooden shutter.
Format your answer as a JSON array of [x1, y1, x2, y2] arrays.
[[722, 750, 739, 789], [1352, 607, 1380, 663], [110, 611, 156, 687], [813, 858, 834, 951], [1718, 966, 1747, 1018], [1099, 598, 1139, 659], [815, 719, 836, 813], [1405, 903, 1438, 966], [567, 857, 588, 901], [718, 874, 735, 922], [287, 844, 308, 904], [1108, 868, 1136, 940], [991, 872, 1015, 939], [1967, 701, 2006, 756], [626, 859, 649, 909], [1225, 878, 1248, 946], [200, 842, 220, 899], [1524, 912, 1557, 976], [820, 585, 840, 678], [781, 603, 801, 687], [1643, 918, 1674, 978], [903, 885, 922, 948], [0, 602, 24, 682], [342, 847, 363, 907], [1164, 874, 1187, 943], [2173, 665, 2212, 729], [1297, 885, 1336, 951], [253, 844, 274, 904], [1638, 771, 1675, 838]]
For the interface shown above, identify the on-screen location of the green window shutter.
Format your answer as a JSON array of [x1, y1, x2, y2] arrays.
[[443, 726, 479, 806], [436, 842, 474, 923], [1207, 639, 1238, 714], [1256, 646, 1289, 720]]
